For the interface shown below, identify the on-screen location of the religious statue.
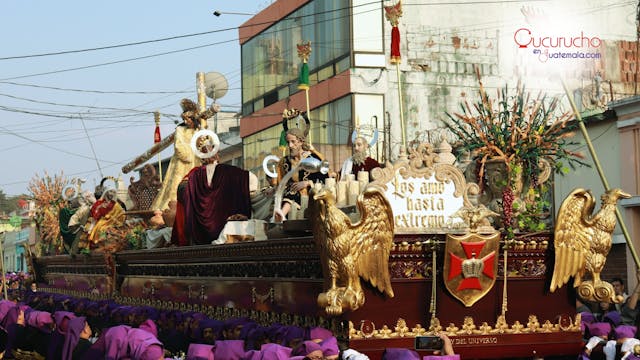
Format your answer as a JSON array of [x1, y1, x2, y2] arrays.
[[151, 98, 219, 212], [274, 108, 327, 221], [172, 129, 256, 245], [340, 125, 380, 181]]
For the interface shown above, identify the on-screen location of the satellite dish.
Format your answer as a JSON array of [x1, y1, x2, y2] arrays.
[[204, 72, 228, 100]]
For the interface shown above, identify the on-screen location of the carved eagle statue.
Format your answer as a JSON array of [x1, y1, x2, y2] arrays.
[[309, 184, 394, 316], [550, 188, 631, 303]]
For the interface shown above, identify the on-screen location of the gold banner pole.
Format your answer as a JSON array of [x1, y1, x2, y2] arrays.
[[384, 1, 406, 156], [561, 80, 640, 269]]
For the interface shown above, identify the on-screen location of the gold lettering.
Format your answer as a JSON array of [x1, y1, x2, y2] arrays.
[[405, 197, 447, 212], [395, 213, 446, 229], [453, 338, 467, 345], [466, 337, 499, 345], [420, 181, 445, 195]]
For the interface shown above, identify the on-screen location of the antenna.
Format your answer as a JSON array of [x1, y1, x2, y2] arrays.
[[204, 72, 228, 133], [204, 72, 228, 101]]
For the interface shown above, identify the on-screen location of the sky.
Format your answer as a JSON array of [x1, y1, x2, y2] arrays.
[[0, 1, 272, 196]]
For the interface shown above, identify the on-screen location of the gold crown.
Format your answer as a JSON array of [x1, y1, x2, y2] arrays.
[[461, 253, 484, 278]]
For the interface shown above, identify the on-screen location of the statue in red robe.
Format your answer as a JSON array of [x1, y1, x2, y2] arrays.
[[178, 163, 252, 245]]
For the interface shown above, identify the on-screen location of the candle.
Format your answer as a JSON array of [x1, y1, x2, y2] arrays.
[[336, 181, 347, 207], [348, 180, 360, 206], [325, 177, 336, 188], [288, 203, 298, 220], [357, 171, 369, 193], [299, 195, 309, 219], [347, 173, 356, 182], [325, 177, 337, 202]]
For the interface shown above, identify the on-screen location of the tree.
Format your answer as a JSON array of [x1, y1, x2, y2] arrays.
[[0, 189, 19, 215]]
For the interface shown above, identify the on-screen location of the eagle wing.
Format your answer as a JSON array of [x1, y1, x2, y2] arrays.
[[549, 188, 595, 292], [353, 184, 395, 298]]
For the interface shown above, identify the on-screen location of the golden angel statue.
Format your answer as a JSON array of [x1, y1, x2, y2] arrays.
[[550, 188, 631, 303], [309, 183, 395, 316]]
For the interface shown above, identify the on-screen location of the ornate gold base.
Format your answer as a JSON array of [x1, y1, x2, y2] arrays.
[[349, 314, 580, 339]]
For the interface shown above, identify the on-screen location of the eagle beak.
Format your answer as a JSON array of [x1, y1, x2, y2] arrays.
[[618, 190, 632, 199]]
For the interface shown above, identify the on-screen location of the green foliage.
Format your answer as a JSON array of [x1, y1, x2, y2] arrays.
[[515, 186, 551, 233], [444, 77, 589, 185], [125, 225, 146, 250], [0, 190, 20, 215]]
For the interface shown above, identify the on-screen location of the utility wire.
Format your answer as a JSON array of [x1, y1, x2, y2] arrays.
[[0, 81, 192, 95], [79, 114, 103, 178]]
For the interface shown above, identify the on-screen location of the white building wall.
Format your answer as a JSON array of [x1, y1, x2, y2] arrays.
[[373, 0, 636, 160]]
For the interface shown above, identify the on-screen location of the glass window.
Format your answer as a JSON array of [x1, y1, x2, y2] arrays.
[[241, 0, 351, 115]]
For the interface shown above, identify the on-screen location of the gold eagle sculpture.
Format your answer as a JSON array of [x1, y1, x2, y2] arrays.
[[309, 183, 395, 316], [550, 188, 631, 303]]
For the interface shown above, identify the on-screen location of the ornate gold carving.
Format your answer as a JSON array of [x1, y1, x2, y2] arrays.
[[310, 184, 395, 316], [550, 188, 631, 303], [392, 318, 411, 337], [428, 317, 442, 333], [451, 204, 499, 233], [524, 315, 540, 333]]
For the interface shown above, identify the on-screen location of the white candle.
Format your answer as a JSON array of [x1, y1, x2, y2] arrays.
[[348, 180, 360, 206], [357, 171, 369, 193], [325, 177, 336, 188], [299, 195, 309, 219], [347, 173, 356, 182], [336, 181, 347, 207], [288, 203, 298, 220], [357, 171, 369, 183]]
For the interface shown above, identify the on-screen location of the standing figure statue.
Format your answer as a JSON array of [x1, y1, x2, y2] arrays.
[[151, 98, 219, 212], [172, 129, 257, 245]]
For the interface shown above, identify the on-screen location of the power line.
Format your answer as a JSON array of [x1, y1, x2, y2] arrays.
[[0, 81, 193, 95]]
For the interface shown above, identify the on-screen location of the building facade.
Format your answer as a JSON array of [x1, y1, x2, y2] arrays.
[[238, 0, 637, 185]]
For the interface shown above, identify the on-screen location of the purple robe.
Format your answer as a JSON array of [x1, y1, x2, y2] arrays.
[[187, 343, 214, 360], [62, 316, 87, 360], [48, 310, 77, 360], [26, 310, 54, 333], [183, 164, 251, 245], [104, 325, 132, 360], [127, 328, 164, 360]]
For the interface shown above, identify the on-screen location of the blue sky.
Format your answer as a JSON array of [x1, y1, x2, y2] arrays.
[[0, 1, 269, 196]]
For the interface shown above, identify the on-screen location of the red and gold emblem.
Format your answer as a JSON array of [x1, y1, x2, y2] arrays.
[[443, 233, 500, 307]]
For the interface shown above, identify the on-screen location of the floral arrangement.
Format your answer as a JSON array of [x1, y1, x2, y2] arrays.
[[444, 71, 588, 233], [444, 72, 587, 188], [28, 171, 67, 255]]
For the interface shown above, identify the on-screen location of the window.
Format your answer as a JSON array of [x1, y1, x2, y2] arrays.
[[241, 0, 351, 115]]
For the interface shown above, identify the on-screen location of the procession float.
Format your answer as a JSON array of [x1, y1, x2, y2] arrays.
[[24, 65, 637, 359]]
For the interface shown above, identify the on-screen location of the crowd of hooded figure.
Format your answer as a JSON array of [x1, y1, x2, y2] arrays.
[[577, 276, 640, 359], [0, 289, 368, 360]]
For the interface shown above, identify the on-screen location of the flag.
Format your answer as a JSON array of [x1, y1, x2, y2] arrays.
[[297, 41, 312, 90], [154, 111, 161, 143], [385, 1, 403, 64], [298, 62, 309, 90], [154, 125, 161, 143]]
